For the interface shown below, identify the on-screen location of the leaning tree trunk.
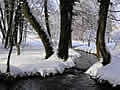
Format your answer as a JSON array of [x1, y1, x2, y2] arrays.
[[44, 0, 51, 37], [20, 0, 54, 59], [96, 0, 111, 65], [58, 0, 74, 60], [0, 4, 6, 40]]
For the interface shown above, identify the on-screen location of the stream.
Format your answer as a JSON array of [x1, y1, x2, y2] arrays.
[[0, 50, 115, 90]]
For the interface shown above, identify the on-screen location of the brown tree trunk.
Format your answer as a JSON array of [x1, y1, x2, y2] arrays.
[[20, 0, 54, 59], [96, 0, 111, 65]]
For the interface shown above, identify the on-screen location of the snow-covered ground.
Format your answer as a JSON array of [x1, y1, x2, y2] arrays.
[[83, 30, 120, 87], [85, 48, 120, 87], [0, 38, 80, 78], [72, 38, 120, 87]]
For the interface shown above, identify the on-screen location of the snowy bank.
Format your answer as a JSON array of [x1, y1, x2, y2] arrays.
[[84, 46, 120, 86], [0, 48, 80, 78], [82, 30, 120, 87]]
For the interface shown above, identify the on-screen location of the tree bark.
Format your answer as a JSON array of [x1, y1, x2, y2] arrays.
[[20, 0, 54, 59], [6, 36, 13, 72], [96, 0, 111, 65], [58, 0, 74, 60]]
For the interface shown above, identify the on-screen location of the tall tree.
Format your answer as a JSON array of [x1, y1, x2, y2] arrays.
[[14, 2, 24, 55], [0, 4, 6, 40], [6, 0, 16, 72], [44, 0, 51, 37], [4, 0, 15, 48], [96, 0, 111, 65], [57, 0, 74, 60]]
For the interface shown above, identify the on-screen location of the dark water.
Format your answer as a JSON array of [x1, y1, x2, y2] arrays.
[[0, 50, 115, 90], [0, 69, 113, 90]]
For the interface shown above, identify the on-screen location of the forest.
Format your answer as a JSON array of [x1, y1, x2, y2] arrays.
[[0, 0, 120, 89]]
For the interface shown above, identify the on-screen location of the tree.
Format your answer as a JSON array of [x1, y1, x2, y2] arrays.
[[4, 0, 15, 48], [6, 0, 15, 72], [20, 0, 74, 60], [0, 4, 6, 41], [20, 0, 54, 59], [57, 0, 74, 60], [4, 0, 75, 72], [44, 0, 51, 37], [14, 2, 24, 55], [5, 0, 24, 72], [96, 0, 111, 65]]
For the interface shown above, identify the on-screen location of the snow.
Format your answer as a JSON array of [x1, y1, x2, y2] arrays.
[[71, 30, 120, 87], [73, 41, 115, 54], [0, 39, 80, 78], [1, 32, 120, 87], [82, 30, 120, 86], [1, 35, 120, 86], [85, 52, 120, 87], [85, 60, 103, 77]]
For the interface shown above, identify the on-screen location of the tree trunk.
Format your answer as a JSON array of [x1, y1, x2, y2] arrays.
[[7, 36, 13, 72], [68, 2, 73, 48], [0, 5, 6, 39], [44, 0, 51, 37], [4, 0, 15, 48], [6, 0, 15, 72], [4, 0, 9, 25], [14, 3, 23, 55], [0, 19, 5, 39], [96, 0, 111, 65], [58, 0, 74, 60], [20, 0, 54, 59]]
